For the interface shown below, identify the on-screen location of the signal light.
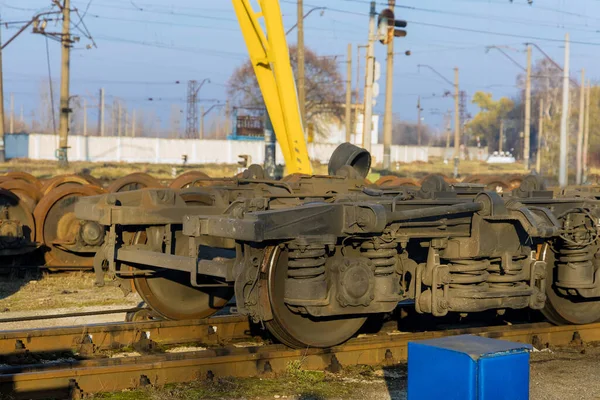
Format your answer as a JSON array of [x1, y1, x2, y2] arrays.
[[377, 8, 407, 44]]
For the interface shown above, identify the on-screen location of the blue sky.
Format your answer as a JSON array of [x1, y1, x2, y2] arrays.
[[1, 0, 597, 134]]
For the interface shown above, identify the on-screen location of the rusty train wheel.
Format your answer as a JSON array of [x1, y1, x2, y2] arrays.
[[419, 173, 456, 185], [541, 244, 600, 325], [3, 171, 42, 189], [479, 176, 511, 193], [131, 192, 233, 320], [107, 173, 162, 193], [0, 188, 36, 266], [507, 175, 523, 189], [0, 180, 43, 211], [33, 184, 105, 269], [263, 246, 367, 348], [168, 171, 210, 189], [41, 175, 98, 196], [375, 176, 419, 188]]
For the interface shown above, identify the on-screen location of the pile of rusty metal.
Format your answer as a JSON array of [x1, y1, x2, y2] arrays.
[[0, 170, 214, 270]]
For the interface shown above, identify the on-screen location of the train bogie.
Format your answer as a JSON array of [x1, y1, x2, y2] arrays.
[[73, 144, 600, 348]]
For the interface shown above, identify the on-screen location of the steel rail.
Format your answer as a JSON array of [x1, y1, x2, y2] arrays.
[[0, 315, 250, 355], [1, 321, 599, 398], [0, 307, 143, 324]]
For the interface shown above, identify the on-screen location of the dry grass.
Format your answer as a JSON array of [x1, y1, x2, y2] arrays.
[[0, 270, 137, 312], [0, 158, 242, 182], [0, 157, 528, 185]]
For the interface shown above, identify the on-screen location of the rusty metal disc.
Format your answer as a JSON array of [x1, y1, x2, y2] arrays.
[[107, 173, 162, 193], [419, 173, 457, 185], [479, 176, 511, 193], [0, 179, 43, 211], [0, 188, 36, 263], [507, 174, 523, 189], [77, 173, 103, 188], [41, 174, 98, 196], [263, 246, 367, 348], [461, 174, 487, 184], [33, 184, 105, 269], [3, 171, 42, 189], [375, 176, 419, 188], [168, 171, 210, 189]]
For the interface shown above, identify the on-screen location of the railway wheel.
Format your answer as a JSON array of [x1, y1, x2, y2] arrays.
[[131, 192, 233, 320], [541, 244, 600, 325], [419, 173, 456, 185], [169, 171, 210, 189], [480, 176, 511, 193], [34, 184, 105, 269], [41, 174, 97, 196], [107, 173, 162, 193], [0, 188, 36, 266], [263, 246, 367, 348], [375, 176, 418, 188], [3, 171, 42, 189], [0, 180, 43, 211]]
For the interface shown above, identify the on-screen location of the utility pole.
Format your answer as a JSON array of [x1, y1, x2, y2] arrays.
[[345, 43, 353, 143], [362, 1, 376, 152], [417, 96, 422, 146], [83, 98, 87, 136], [499, 119, 504, 153], [382, 0, 395, 169], [57, 0, 71, 168], [0, 24, 6, 162], [225, 100, 231, 136], [132, 109, 136, 137], [199, 105, 205, 139], [583, 81, 591, 183], [453, 67, 460, 159], [99, 88, 104, 136], [444, 111, 451, 153], [536, 98, 544, 174], [524, 44, 532, 171], [559, 33, 570, 188], [297, 0, 306, 131], [576, 69, 586, 185], [117, 101, 122, 137], [9, 92, 13, 134]]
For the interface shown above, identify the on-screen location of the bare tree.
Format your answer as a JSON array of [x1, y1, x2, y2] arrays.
[[227, 45, 345, 139]]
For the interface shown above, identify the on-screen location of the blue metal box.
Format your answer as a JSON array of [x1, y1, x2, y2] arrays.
[[408, 334, 532, 400]]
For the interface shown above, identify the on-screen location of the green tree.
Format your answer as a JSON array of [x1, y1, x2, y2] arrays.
[[465, 92, 514, 152]]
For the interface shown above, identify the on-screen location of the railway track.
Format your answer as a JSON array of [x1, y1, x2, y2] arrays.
[[0, 317, 598, 398]]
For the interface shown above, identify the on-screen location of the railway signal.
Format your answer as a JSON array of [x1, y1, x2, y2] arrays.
[[377, 8, 407, 45]]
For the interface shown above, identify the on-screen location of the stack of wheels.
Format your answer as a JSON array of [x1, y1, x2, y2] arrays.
[[375, 175, 419, 189], [108, 172, 162, 192], [506, 174, 523, 190], [0, 172, 43, 269], [169, 171, 210, 189], [419, 173, 457, 185], [34, 180, 105, 271], [462, 174, 511, 193]]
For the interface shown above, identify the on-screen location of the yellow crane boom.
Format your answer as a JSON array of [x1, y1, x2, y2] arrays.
[[232, 0, 312, 175]]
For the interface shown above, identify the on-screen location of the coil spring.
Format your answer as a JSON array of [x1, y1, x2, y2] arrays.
[[287, 243, 327, 282], [361, 240, 397, 276], [487, 256, 527, 288], [447, 259, 490, 292], [557, 243, 594, 287]]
